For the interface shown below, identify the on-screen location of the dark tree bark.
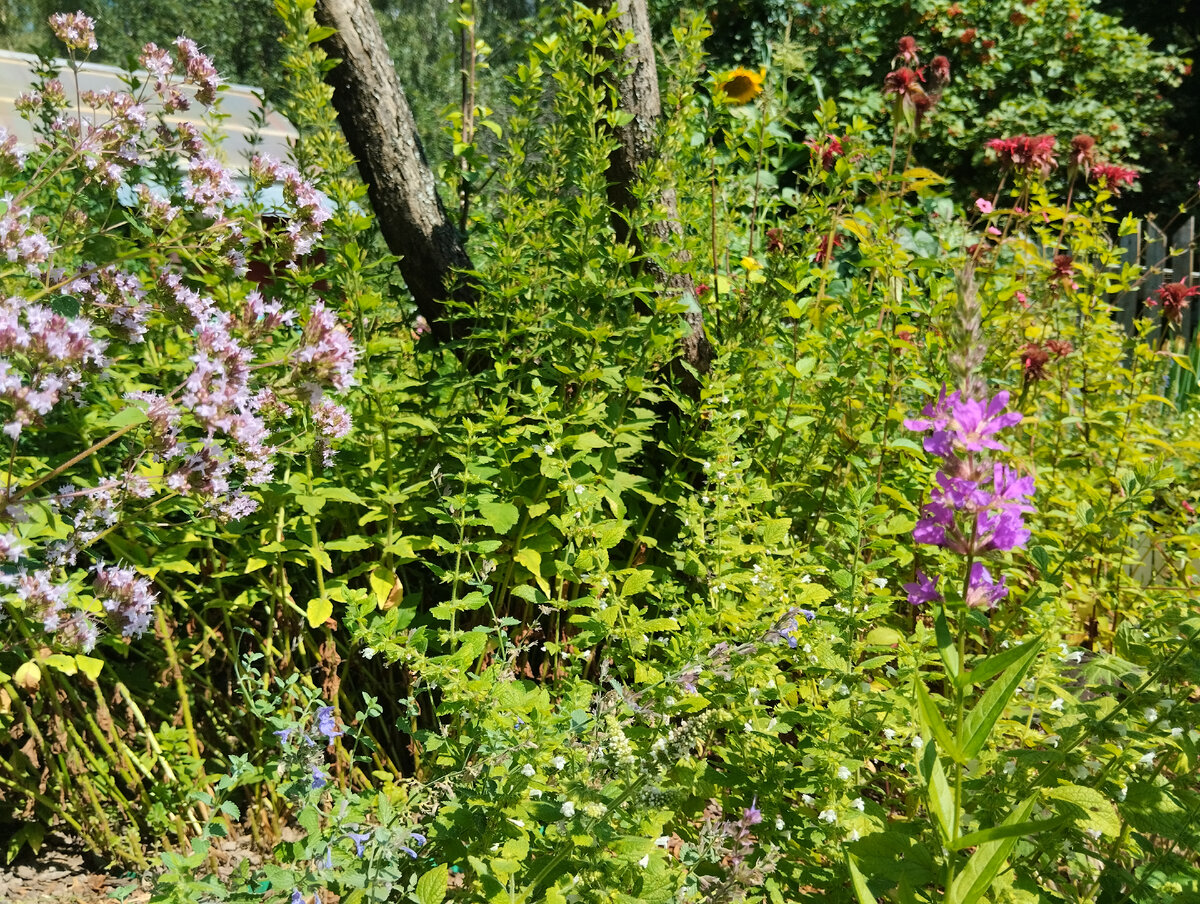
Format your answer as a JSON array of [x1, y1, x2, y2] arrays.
[[597, 0, 714, 390], [314, 0, 475, 345]]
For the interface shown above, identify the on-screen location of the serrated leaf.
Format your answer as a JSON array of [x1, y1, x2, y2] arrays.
[[622, 568, 653, 597], [917, 742, 957, 844], [479, 501, 519, 534], [1043, 783, 1120, 837], [415, 864, 447, 904]]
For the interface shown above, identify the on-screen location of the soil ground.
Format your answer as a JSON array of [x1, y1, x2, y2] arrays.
[[0, 831, 149, 904]]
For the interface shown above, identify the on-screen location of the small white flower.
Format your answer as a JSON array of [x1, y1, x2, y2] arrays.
[[560, 800, 576, 818], [1117, 784, 1127, 801], [654, 836, 670, 848], [847, 829, 860, 842], [574, 485, 585, 495], [911, 736, 924, 750], [360, 647, 376, 660], [870, 577, 888, 588], [1171, 726, 1183, 738], [522, 763, 536, 777], [800, 574, 812, 584], [1003, 759, 1016, 776], [1144, 707, 1158, 723], [529, 788, 543, 798], [819, 809, 838, 824], [837, 766, 851, 781], [510, 818, 525, 828], [744, 721, 755, 733], [544, 444, 555, 456], [1050, 698, 1064, 712], [1139, 751, 1156, 768], [883, 729, 895, 740], [551, 755, 567, 770], [637, 855, 650, 868], [802, 794, 816, 806], [1085, 828, 1102, 840], [852, 798, 865, 812], [775, 816, 785, 831]]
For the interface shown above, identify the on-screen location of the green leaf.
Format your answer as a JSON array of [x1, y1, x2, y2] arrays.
[[415, 864, 448, 904], [914, 680, 962, 763], [1043, 783, 1121, 837], [73, 654, 103, 681], [950, 816, 1066, 852], [621, 568, 653, 597], [107, 405, 149, 429], [479, 501, 520, 534], [934, 607, 960, 681], [917, 742, 957, 844], [961, 638, 1043, 758], [957, 638, 1042, 690], [50, 295, 80, 318], [846, 852, 879, 904], [325, 536, 373, 552], [306, 598, 333, 628], [948, 798, 1035, 904]]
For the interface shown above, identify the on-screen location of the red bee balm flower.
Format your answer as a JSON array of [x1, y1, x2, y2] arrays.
[[986, 135, 1058, 176], [1091, 162, 1138, 195], [1147, 282, 1200, 326]]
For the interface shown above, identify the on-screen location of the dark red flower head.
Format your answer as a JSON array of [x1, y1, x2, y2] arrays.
[[883, 67, 921, 97], [1045, 339, 1073, 358], [896, 35, 921, 64], [986, 134, 1058, 177], [1091, 162, 1138, 195], [806, 134, 844, 170], [927, 55, 951, 94], [1148, 281, 1200, 326], [1021, 343, 1051, 382], [1051, 254, 1074, 281], [1069, 135, 1096, 175], [766, 228, 785, 254]]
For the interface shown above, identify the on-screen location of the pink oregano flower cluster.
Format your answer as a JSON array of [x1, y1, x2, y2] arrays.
[[0, 15, 357, 652], [902, 388, 1034, 609]]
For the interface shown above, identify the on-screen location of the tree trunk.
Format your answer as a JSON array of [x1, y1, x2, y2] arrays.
[[314, 0, 475, 345], [599, 0, 714, 391]]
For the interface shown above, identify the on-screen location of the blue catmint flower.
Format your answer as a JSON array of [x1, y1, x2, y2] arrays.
[[321, 847, 333, 870], [410, 831, 427, 847], [273, 728, 293, 744], [314, 706, 342, 742], [310, 766, 327, 790], [291, 891, 304, 904], [346, 831, 371, 857], [400, 846, 417, 859]]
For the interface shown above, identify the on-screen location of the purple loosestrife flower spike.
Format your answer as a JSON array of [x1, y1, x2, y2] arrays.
[[315, 706, 342, 742], [965, 562, 1008, 609], [903, 571, 943, 606]]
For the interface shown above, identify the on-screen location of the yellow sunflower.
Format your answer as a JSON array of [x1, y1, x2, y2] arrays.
[[717, 67, 765, 104]]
